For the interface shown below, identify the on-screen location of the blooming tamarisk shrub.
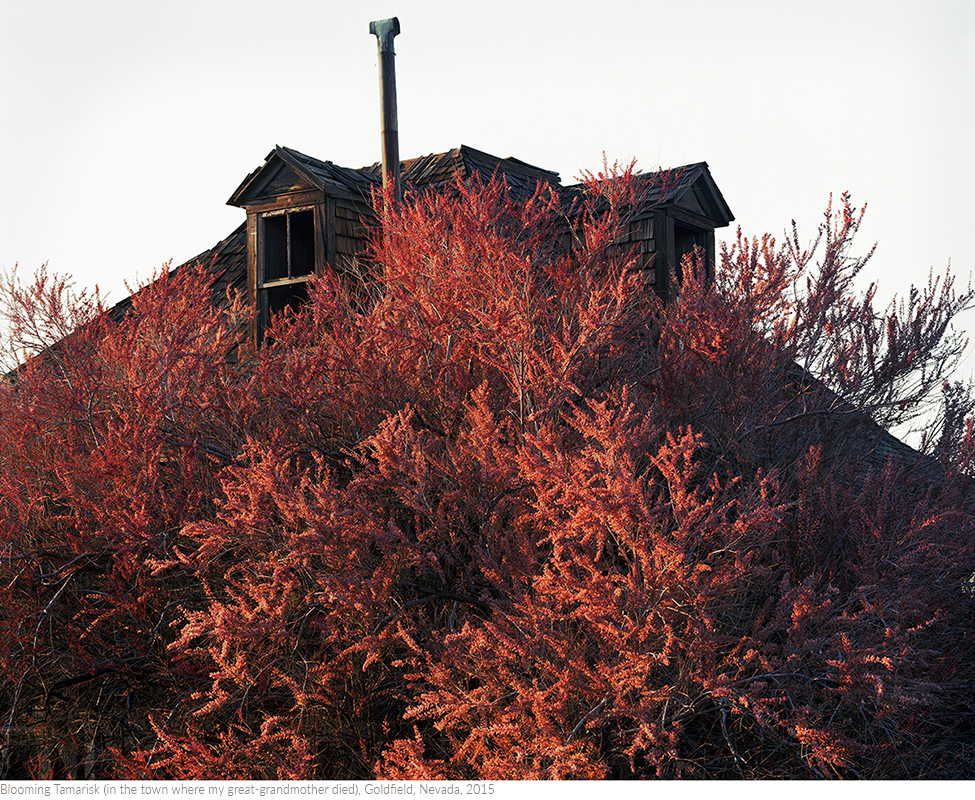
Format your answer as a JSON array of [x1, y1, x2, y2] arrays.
[[0, 168, 973, 779]]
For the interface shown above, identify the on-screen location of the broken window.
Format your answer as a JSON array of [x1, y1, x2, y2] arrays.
[[674, 222, 708, 285], [258, 208, 317, 332]]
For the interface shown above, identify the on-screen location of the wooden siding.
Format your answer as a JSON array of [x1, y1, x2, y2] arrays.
[[333, 198, 374, 268]]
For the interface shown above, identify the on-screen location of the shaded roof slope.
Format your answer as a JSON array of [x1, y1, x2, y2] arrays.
[[107, 222, 247, 321]]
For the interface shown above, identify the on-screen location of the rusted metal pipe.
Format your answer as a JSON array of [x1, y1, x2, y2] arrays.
[[369, 17, 401, 203]]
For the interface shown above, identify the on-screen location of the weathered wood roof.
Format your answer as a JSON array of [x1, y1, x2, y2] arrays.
[[229, 145, 734, 229], [228, 146, 381, 207], [777, 362, 945, 484], [179, 221, 249, 308], [376, 145, 561, 197], [229, 144, 562, 208]]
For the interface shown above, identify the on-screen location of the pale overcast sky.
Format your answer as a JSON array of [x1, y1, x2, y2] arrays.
[[2, 0, 973, 326]]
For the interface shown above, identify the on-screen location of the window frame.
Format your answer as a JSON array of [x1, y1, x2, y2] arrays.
[[258, 206, 317, 288], [256, 205, 319, 338]]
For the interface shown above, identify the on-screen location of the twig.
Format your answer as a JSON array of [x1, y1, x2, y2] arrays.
[[568, 696, 609, 741], [720, 704, 746, 778]]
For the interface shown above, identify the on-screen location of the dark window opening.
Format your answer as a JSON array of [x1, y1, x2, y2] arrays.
[[266, 281, 311, 318], [257, 207, 318, 343], [674, 222, 707, 284], [263, 209, 315, 282]]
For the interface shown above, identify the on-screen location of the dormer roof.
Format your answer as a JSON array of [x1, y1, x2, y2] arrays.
[[651, 161, 734, 227], [227, 145, 381, 207], [561, 161, 734, 228]]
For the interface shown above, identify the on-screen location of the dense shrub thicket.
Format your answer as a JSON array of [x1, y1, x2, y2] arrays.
[[1, 169, 973, 779]]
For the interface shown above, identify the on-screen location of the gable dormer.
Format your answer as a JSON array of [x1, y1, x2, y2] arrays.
[[571, 162, 734, 302], [228, 146, 377, 343], [656, 162, 734, 299]]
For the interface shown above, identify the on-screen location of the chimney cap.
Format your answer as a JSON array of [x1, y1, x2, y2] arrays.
[[369, 17, 400, 53]]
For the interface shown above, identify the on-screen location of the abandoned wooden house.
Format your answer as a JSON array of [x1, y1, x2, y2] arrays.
[[97, 14, 944, 487], [56, 15, 947, 490], [177, 143, 734, 345]]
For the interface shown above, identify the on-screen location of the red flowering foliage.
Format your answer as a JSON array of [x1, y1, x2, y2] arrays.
[[1, 170, 973, 779]]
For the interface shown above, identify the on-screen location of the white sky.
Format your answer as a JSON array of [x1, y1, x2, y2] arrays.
[[2, 0, 973, 330]]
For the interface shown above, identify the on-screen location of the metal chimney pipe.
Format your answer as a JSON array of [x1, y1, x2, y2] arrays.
[[369, 17, 401, 203]]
